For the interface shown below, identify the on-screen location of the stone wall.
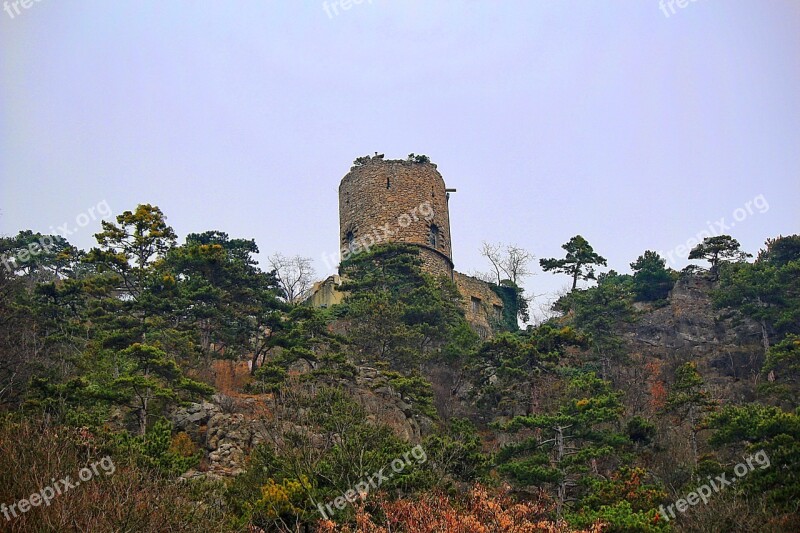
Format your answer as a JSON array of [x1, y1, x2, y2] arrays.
[[418, 247, 455, 279], [453, 271, 505, 338], [307, 275, 345, 308], [307, 155, 509, 336], [339, 157, 454, 279]]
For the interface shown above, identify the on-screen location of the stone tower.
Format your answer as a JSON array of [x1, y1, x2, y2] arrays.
[[338, 156, 454, 279], [308, 153, 507, 337]]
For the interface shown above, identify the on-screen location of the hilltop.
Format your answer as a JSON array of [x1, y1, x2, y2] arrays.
[[0, 205, 798, 532]]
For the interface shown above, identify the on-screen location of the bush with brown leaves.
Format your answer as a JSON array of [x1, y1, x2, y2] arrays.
[[316, 485, 602, 533]]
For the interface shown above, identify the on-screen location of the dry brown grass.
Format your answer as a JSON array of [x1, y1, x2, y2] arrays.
[[0, 416, 239, 533]]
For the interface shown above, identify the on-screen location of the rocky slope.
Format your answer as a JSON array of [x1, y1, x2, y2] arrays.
[[623, 274, 765, 403], [173, 365, 434, 478], [173, 273, 767, 477]]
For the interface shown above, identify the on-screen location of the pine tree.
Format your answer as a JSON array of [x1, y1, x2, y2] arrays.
[[664, 362, 716, 467], [497, 372, 627, 515], [539, 235, 607, 290]]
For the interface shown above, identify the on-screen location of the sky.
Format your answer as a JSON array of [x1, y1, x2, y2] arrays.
[[1, 1, 798, 322]]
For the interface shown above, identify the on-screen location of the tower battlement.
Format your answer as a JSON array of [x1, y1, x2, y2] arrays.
[[310, 153, 507, 337], [339, 156, 454, 279]]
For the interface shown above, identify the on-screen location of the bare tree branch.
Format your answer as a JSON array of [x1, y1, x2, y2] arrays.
[[479, 242, 535, 285], [268, 253, 316, 305]]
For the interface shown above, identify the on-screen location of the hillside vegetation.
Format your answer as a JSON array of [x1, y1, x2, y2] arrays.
[[1, 204, 798, 532]]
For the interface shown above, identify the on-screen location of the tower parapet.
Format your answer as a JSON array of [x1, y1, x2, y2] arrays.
[[338, 156, 454, 279], [306, 153, 508, 335]]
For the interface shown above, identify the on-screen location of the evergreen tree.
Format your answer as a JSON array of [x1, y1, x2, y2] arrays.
[[554, 272, 635, 366], [540, 235, 607, 290], [497, 372, 628, 515], [714, 234, 800, 351], [86, 204, 178, 301], [339, 243, 466, 369], [709, 403, 800, 516], [688, 235, 751, 279], [664, 362, 716, 467], [630, 251, 675, 302], [761, 334, 800, 406], [110, 343, 213, 435]]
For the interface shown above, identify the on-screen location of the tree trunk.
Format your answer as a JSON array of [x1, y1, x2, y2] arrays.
[[200, 318, 211, 353], [139, 396, 149, 436], [250, 351, 259, 375], [760, 318, 770, 353], [689, 405, 698, 468], [555, 425, 565, 517]]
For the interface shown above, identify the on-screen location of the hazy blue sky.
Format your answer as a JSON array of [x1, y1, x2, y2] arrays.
[[2, 1, 798, 320]]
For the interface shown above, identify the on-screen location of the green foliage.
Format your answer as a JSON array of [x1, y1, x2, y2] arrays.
[[108, 343, 214, 434], [2, 268, 93, 407], [0, 230, 84, 279], [630, 251, 676, 302], [761, 334, 800, 402], [664, 362, 716, 466], [166, 230, 287, 372], [470, 332, 544, 415], [352, 154, 372, 166], [85, 203, 178, 299], [708, 403, 800, 512], [554, 272, 635, 359], [568, 469, 670, 531], [581, 467, 667, 510], [471, 325, 589, 417], [688, 235, 751, 278], [422, 418, 489, 484], [114, 418, 200, 475], [6, 200, 800, 531], [627, 416, 657, 446], [249, 306, 347, 392], [714, 235, 800, 344], [229, 386, 429, 529], [491, 280, 526, 329], [758, 234, 800, 266], [567, 500, 670, 533], [252, 363, 288, 392], [250, 476, 311, 527], [497, 372, 629, 511], [480, 333, 544, 383], [384, 371, 437, 418], [665, 363, 713, 415], [339, 243, 468, 369], [526, 322, 589, 356], [440, 319, 480, 362], [407, 153, 431, 163], [540, 235, 608, 290]]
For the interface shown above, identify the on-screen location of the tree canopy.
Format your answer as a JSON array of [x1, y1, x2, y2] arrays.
[[540, 235, 607, 290]]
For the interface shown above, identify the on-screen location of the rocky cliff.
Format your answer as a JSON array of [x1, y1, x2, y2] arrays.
[[174, 364, 434, 478], [173, 273, 768, 478], [623, 274, 765, 403]]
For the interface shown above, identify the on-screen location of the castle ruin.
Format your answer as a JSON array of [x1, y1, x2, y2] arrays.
[[309, 155, 509, 337]]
